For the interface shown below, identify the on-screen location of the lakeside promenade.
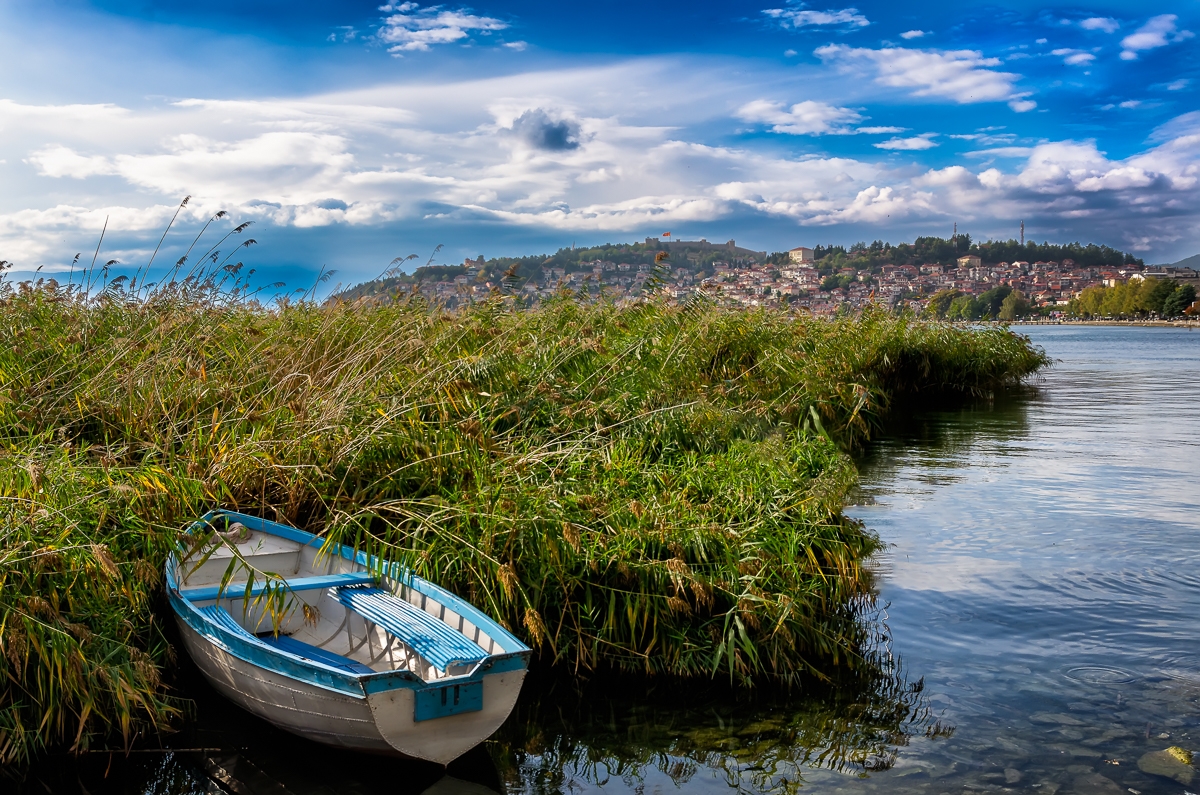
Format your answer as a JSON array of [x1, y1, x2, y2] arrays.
[[1011, 319, 1200, 328]]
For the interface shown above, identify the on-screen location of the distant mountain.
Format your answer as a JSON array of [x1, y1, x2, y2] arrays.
[[1169, 253, 1200, 270]]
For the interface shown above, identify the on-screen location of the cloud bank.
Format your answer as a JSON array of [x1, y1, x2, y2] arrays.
[[1, 59, 1197, 270]]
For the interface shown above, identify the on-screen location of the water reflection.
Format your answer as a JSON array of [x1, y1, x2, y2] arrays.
[[489, 654, 943, 795], [841, 326, 1200, 794]]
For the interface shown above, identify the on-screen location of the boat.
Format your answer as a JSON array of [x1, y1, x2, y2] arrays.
[[165, 509, 531, 764]]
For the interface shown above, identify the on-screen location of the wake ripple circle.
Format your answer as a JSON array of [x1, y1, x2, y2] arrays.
[[1064, 665, 1138, 684]]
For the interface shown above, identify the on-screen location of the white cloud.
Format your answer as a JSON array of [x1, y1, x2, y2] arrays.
[[503, 41, 528, 51], [950, 132, 1016, 145], [874, 134, 937, 150], [899, 30, 926, 40], [30, 132, 356, 203], [1079, 17, 1120, 34], [1166, 79, 1190, 91], [736, 99, 863, 135], [1120, 14, 1193, 61], [965, 146, 1034, 158], [26, 145, 116, 179], [1, 61, 1199, 269], [814, 44, 1033, 110], [856, 126, 905, 134], [762, 4, 869, 29], [807, 185, 934, 224], [376, 3, 507, 53], [1119, 100, 1141, 109], [1051, 48, 1096, 66]]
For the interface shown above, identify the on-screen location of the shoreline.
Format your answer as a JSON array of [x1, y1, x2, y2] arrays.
[[1010, 319, 1199, 328]]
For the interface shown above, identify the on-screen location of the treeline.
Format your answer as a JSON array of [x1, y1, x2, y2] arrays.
[[1069, 278, 1198, 318], [339, 241, 713, 301], [771, 236, 1142, 276], [923, 286, 1033, 321]]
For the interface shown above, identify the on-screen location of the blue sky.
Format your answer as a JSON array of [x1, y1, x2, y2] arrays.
[[0, 0, 1196, 288]]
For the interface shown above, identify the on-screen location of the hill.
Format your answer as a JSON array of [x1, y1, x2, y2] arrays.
[[334, 235, 1144, 306], [336, 238, 766, 302]]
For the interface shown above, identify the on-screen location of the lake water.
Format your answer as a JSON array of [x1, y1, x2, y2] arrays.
[[20, 325, 1200, 795]]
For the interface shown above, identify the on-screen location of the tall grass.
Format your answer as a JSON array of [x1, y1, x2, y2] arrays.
[[0, 274, 1049, 764]]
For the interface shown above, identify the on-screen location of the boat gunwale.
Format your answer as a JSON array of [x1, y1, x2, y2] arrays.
[[165, 509, 531, 697]]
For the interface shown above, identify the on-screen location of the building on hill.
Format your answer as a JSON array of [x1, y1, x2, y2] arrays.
[[957, 255, 982, 268], [1132, 267, 1200, 288], [789, 246, 815, 264], [643, 237, 766, 263]]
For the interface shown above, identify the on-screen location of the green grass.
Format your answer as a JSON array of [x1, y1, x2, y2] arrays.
[[0, 278, 1049, 764]]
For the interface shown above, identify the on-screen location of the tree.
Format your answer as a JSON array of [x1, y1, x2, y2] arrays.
[[820, 273, 854, 291], [977, 285, 1013, 318], [1136, 277, 1176, 316], [998, 289, 1027, 321], [999, 290, 1031, 321], [947, 295, 982, 320], [1163, 284, 1197, 317], [923, 289, 962, 318]]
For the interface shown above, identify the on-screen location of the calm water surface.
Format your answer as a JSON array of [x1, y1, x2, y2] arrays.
[[23, 326, 1200, 795]]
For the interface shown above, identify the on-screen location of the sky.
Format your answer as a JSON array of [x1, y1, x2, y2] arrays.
[[0, 0, 1197, 289]]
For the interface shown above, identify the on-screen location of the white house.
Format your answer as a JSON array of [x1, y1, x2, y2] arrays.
[[789, 247, 815, 264]]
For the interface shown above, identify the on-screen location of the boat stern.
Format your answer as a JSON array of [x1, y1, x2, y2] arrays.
[[365, 656, 528, 765]]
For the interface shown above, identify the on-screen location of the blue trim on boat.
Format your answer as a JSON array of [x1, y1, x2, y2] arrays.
[[193, 604, 376, 675], [185, 511, 528, 655], [179, 571, 377, 602], [258, 634, 376, 675], [167, 509, 531, 697], [414, 680, 483, 722], [168, 587, 372, 697]]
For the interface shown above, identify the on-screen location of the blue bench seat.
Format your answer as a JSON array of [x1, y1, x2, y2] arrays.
[[180, 571, 377, 602], [334, 586, 487, 671], [197, 604, 374, 675]]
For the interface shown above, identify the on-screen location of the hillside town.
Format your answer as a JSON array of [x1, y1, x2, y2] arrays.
[[345, 237, 1199, 317]]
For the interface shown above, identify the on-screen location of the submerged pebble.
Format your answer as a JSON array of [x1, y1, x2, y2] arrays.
[[1068, 772, 1123, 794]]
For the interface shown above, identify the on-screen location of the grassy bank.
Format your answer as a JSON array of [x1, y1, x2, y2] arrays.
[[0, 281, 1049, 764]]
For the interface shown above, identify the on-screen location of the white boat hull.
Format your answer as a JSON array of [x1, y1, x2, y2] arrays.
[[177, 615, 527, 763]]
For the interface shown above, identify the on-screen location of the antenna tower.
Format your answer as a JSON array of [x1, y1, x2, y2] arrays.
[[1020, 221, 1024, 246]]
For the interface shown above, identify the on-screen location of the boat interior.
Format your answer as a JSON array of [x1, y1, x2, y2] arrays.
[[174, 522, 504, 683]]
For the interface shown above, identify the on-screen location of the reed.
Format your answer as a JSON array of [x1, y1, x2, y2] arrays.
[[0, 275, 1049, 764]]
